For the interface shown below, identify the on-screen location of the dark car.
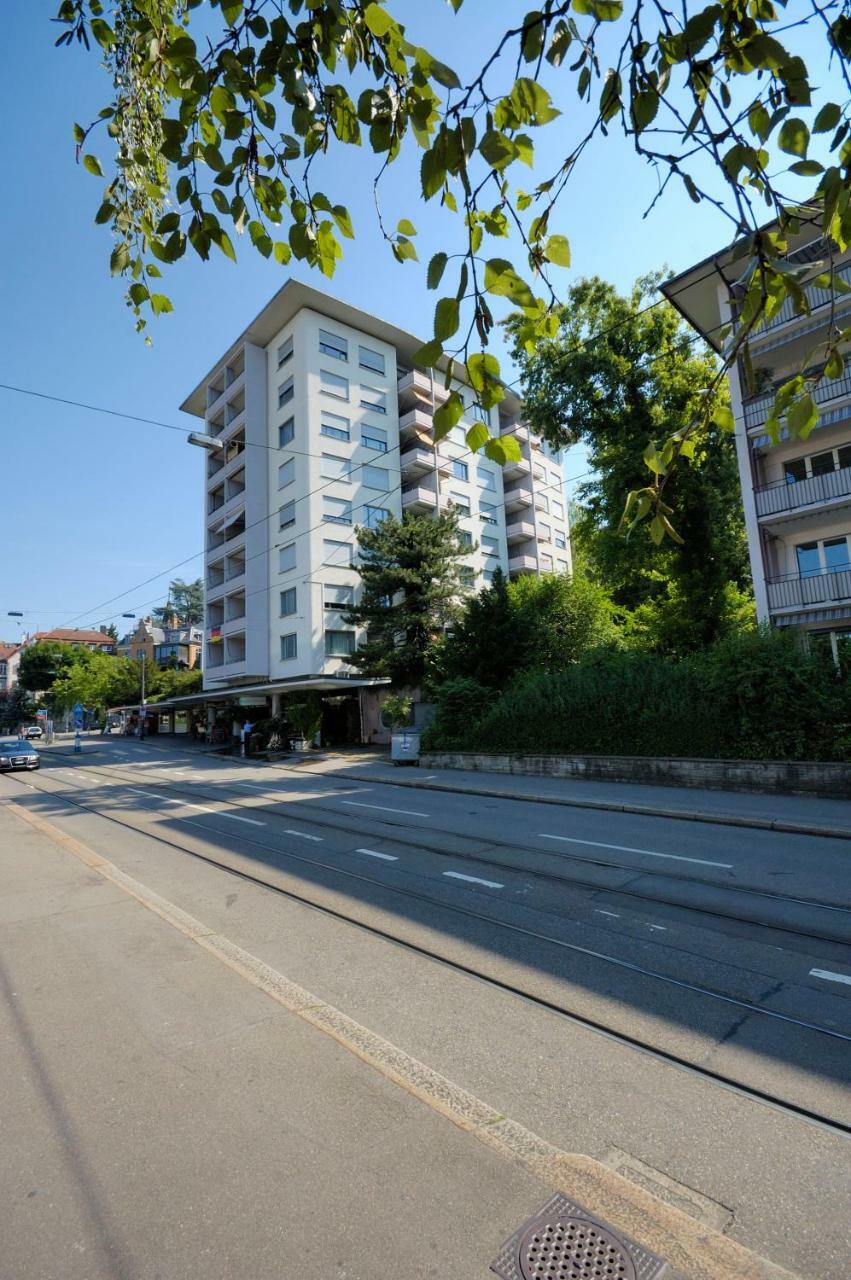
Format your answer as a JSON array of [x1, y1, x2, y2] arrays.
[[0, 737, 40, 771]]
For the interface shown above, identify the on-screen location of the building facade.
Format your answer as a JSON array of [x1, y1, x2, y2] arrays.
[[664, 228, 851, 663], [26, 628, 117, 654], [182, 281, 571, 695], [0, 643, 22, 692]]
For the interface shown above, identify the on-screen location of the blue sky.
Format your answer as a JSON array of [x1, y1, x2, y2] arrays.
[[1, 3, 836, 640]]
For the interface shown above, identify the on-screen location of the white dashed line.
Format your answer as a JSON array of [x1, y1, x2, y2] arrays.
[[125, 788, 265, 825], [342, 800, 429, 817], [219, 812, 266, 827], [284, 829, 323, 842], [538, 833, 732, 869], [443, 872, 504, 889], [810, 967, 851, 986], [356, 848, 399, 861], [595, 910, 620, 918], [648, 924, 667, 931]]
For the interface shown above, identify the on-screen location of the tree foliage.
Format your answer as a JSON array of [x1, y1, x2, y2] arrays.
[[59, 0, 851, 528], [508, 275, 754, 648], [18, 641, 86, 693], [344, 509, 469, 688], [152, 577, 204, 625]]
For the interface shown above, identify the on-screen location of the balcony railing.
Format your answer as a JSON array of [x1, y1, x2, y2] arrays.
[[766, 564, 851, 611], [755, 464, 851, 518], [752, 261, 851, 339], [744, 364, 851, 430]]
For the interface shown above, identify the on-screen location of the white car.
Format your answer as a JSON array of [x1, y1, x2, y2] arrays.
[[23, 725, 43, 740]]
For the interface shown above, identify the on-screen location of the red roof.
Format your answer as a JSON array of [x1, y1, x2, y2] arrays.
[[32, 629, 116, 646], [0, 643, 20, 660]]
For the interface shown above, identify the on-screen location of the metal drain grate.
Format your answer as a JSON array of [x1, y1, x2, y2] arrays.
[[491, 1194, 671, 1280]]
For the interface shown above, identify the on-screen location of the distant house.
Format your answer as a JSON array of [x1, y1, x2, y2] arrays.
[[26, 628, 117, 654], [0, 643, 22, 692], [117, 618, 164, 665], [155, 625, 203, 670]]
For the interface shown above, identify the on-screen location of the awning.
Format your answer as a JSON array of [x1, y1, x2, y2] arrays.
[[108, 673, 388, 715]]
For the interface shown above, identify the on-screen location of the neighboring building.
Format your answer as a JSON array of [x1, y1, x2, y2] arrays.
[[181, 280, 572, 700], [0, 643, 22, 692], [663, 226, 851, 663], [117, 617, 164, 665], [155, 624, 203, 670], [25, 628, 117, 654]]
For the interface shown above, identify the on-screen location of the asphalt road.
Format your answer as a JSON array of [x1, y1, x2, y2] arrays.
[[3, 736, 851, 1278]]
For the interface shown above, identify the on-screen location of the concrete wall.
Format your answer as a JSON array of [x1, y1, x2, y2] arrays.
[[420, 750, 851, 798]]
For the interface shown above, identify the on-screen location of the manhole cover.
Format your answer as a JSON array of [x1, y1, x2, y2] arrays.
[[491, 1194, 670, 1280]]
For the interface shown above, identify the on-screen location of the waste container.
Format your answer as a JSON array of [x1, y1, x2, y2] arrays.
[[391, 729, 420, 765]]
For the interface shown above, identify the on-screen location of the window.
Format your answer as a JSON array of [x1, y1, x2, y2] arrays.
[[811, 450, 835, 477], [277, 336, 293, 368], [459, 530, 473, 548], [450, 491, 470, 517], [278, 376, 294, 409], [278, 458, 295, 489], [362, 424, 388, 452], [321, 368, 349, 400], [482, 569, 496, 584], [481, 534, 499, 556], [557, 559, 570, 573], [325, 583, 355, 609], [459, 567, 475, 588], [281, 633, 298, 661], [280, 588, 297, 616], [537, 495, 550, 513], [797, 536, 851, 577], [539, 522, 551, 543], [323, 496, 352, 525], [324, 538, 353, 566], [279, 542, 296, 573], [541, 553, 554, 572], [325, 629, 356, 656], [784, 458, 807, 484], [279, 500, 295, 530], [552, 501, 565, 520], [360, 384, 387, 414], [824, 537, 850, 571], [278, 417, 294, 447], [321, 453, 351, 482], [319, 329, 348, 361], [534, 464, 545, 480], [364, 504, 390, 529], [796, 542, 821, 578], [480, 501, 497, 525], [555, 530, 566, 550], [840, 445, 851, 470], [477, 469, 496, 492], [452, 459, 469, 482], [363, 464, 390, 491], [359, 345, 385, 375], [321, 411, 350, 442]]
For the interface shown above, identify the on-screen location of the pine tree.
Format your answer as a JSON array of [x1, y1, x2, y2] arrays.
[[345, 511, 470, 689]]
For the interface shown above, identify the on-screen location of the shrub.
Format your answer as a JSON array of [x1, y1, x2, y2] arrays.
[[421, 678, 491, 751], [381, 694, 413, 730]]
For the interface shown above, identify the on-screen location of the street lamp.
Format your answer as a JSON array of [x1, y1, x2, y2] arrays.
[[7, 611, 23, 617]]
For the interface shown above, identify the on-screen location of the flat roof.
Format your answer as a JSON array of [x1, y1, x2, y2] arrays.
[[109, 673, 388, 712], [180, 276, 522, 418]]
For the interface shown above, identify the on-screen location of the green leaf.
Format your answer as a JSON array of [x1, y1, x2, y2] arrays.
[[94, 200, 115, 225], [789, 159, 824, 176], [787, 393, 818, 438], [643, 443, 666, 476], [109, 243, 130, 275], [273, 242, 291, 265], [363, 3, 394, 37], [332, 205, 355, 239], [521, 10, 544, 63], [397, 218, 417, 236], [430, 59, 461, 90], [483, 258, 535, 307], [220, 1, 243, 26], [813, 102, 841, 133], [213, 228, 237, 262], [496, 433, 521, 462], [413, 339, 443, 366], [543, 234, 571, 267], [82, 154, 104, 177], [479, 129, 516, 170], [465, 422, 490, 451], [572, 0, 623, 17], [73, 122, 85, 144], [128, 283, 149, 306], [427, 252, 448, 289], [433, 391, 464, 441], [711, 405, 734, 432], [434, 296, 460, 341], [150, 294, 174, 316], [778, 117, 810, 157], [825, 348, 844, 380], [484, 438, 508, 465]]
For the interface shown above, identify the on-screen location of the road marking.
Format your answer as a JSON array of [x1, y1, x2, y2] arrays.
[[422, 775, 438, 780], [595, 909, 620, 918], [356, 848, 399, 861], [538, 833, 732, 869], [220, 812, 266, 827], [342, 800, 429, 818], [443, 871, 504, 889], [284, 829, 323, 842], [232, 781, 274, 791], [810, 967, 851, 986], [648, 924, 667, 931], [125, 787, 265, 826]]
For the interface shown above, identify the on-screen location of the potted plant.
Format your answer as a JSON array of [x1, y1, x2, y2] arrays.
[[382, 694, 420, 766], [286, 695, 323, 752]]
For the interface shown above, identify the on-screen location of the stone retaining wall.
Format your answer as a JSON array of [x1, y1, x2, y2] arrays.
[[419, 750, 851, 797]]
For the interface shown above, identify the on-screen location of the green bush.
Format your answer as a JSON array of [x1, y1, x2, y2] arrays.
[[421, 678, 491, 751], [428, 629, 851, 762]]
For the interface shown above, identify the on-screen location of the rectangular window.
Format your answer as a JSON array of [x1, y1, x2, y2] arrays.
[[364, 504, 390, 529], [280, 633, 297, 661], [280, 587, 297, 616], [555, 531, 566, 550], [279, 417, 294, 447], [278, 458, 295, 489], [450, 491, 470, 517], [324, 583, 355, 609], [321, 453, 351, 482], [324, 538, 353, 566], [278, 376, 294, 409], [824, 536, 850, 571], [319, 329, 348, 361], [552, 501, 564, 519], [541, 553, 554, 571], [459, 567, 475, 588], [839, 445, 851, 471], [459, 530, 473, 548], [796, 542, 820, 578], [277, 336, 293, 368], [539, 522, 552, 542], [279, 542, 296, 573], [362, 424, 388, 452], [362, 464, 390, 490], [784, 458, 807, 483], [480, 501, 497, 525], [481, 534, 499, 556], [482, 569, 496, 584], [321, 411, 350, 442], [321, 368, 349, 400], [537, 495, 550, 513], [452, 459, 469, 482], [360, 384, 387, 414], [279, 500, 295, 530], [323, 496, 352, 525], [477, 469, 496, 491], [533, 464, 545, 480], [325, 629, 356, 656], [359, 345, 385, 375], [811, 450, 835, 477], [557, 559, 570, 573]]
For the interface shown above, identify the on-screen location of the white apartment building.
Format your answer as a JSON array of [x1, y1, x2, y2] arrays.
[[181, 280, 571, 701], [664, 227, 851, 664]]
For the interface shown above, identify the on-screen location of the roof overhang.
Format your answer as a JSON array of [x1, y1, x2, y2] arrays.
[[109, 674, 389, 713]]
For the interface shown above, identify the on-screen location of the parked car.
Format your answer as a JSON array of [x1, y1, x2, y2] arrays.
[[0, 737, 40, 771], [23, 725, 43, 739]]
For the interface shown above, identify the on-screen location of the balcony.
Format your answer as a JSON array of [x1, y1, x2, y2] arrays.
[[401, 482, 438, 513], [225, 468, 246, 505], [500, 420, 530, 443], [397, 368, 448, 408], [207, 561, 225, 590], [756, 464, 851, 521], [767, 564, 851, 612], [508, 553, 538, 576], [506, 520, 535, 544], [502, 456, 531, 482], [751, 261, 851, 342], [744, 363, 851, 431], [503, 484, 533, 514], [208, 487, 225, 515], [401, 444, 438, 477], [399, 406, 434, 438]]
